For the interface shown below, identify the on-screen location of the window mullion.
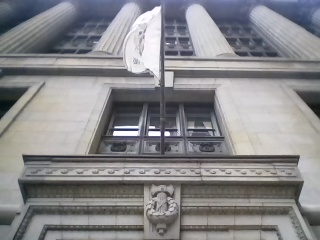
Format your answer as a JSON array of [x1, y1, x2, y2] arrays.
[[107, 111, 116, 135], [210, 111, 221, 136], [138, 103, 148, 154], [179, 103, 187, 154]]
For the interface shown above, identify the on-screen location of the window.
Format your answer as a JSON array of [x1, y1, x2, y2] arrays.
[[165, 17, 194, 56], [0, 88, 27, 119], [49, 17, 112, 54], [297, 91, 320, 119], [0, 82, 44, 137], [216, 20, 280, 57], [97, 103, 227, 155]]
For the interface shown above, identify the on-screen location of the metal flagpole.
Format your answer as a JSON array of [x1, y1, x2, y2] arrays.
[[160, 0, 166, 155]]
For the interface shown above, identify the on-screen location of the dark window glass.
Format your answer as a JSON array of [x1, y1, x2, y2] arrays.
[[98, 103, 227, 155], [0, 88, 28, 120]]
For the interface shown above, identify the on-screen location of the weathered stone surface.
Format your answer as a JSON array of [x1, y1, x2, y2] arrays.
[[0, 2, 78, 53], [92, 2, 141, 55], [250, 5, 320, 59], [185, 4, 235, 57]]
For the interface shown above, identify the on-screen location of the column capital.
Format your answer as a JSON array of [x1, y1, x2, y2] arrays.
[[240, 1, 264, 20], [309, 5, 320, 28], [0, 1, 16, 26], [179, 0, 206, 13]]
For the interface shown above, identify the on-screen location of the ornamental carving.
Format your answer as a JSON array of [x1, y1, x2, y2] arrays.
[[146, 185, 179, 236]]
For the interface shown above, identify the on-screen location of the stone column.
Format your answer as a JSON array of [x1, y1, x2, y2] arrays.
[[0, 2, 78, 53], [92, 2, 141, 55], [311, 8, 320, 28], [0, 1, 15, 26], [185, 4, 236, 57], [250, 5, 320, 59]]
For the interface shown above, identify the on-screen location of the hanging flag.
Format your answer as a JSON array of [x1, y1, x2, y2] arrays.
[[122, 6, 161, 79]]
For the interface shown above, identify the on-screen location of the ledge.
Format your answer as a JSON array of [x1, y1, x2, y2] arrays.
[[19, 154, 303, 202], [22, 154, 300, 163], [0, 55, 320, 79]]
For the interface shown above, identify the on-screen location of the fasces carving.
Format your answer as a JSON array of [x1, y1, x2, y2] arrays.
[[146, 185, 179, 236]]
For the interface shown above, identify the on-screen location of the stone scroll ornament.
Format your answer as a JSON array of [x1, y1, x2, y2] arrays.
[[146, 185, 179, 236]]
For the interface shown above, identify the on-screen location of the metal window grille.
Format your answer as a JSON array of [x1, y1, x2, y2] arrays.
[[165, 18, 195, 56], [49, 17, 112, 54], [216, 20, 280, 57], [97, 103, 227, 155]]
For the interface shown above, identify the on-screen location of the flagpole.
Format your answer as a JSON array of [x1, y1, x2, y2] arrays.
[[160, 0, 166, 155]]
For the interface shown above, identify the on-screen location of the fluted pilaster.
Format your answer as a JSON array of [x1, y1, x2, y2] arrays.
[[92, 2, 141, 55], [311, 8, 320, 28], [185, 4, 235, 57], [250, 5, 320, 59], [0, 1, 15, 26], [0, 2, 78, 53]]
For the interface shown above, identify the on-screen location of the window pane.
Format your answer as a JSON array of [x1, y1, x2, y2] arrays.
[[112, 116, 140, 129], [187, 130, 214, 137], [111, 129, 139, 136], [115, 105, 142, 114], [187, 117, 213, 129], [149, 116, 178, 129], [148, 129, 179, 136], [184, 105, 211, 114], [149, 106, 178, 114]]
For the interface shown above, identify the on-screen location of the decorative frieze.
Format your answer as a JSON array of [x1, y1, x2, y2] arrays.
[[19, 155, 303, 202], [181, 185, 297, 199], [181, 206, 289, 215], [25, 184, 144, 199], [24, 166, 298, 178]]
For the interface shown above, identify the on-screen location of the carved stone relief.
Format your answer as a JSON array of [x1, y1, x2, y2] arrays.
[[144, 184, 181, 240], [146, 185, 179, 236]]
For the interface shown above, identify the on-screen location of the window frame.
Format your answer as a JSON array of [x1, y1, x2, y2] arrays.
[[98, 102, 227, 155], [0, 81, 44, 137]]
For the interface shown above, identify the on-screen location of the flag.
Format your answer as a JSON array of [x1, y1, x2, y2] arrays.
[[122, 6, 161, 79]]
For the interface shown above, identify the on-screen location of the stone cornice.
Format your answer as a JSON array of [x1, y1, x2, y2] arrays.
[[1, 55, 320, 79], [22, 154, 300, 163], [18, 155, 303, 201]]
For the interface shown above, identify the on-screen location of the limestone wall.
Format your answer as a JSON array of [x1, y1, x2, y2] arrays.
[[0, 75, 320, 238]]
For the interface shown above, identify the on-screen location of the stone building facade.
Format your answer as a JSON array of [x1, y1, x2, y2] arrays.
[[0, 0, 320, 239]]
